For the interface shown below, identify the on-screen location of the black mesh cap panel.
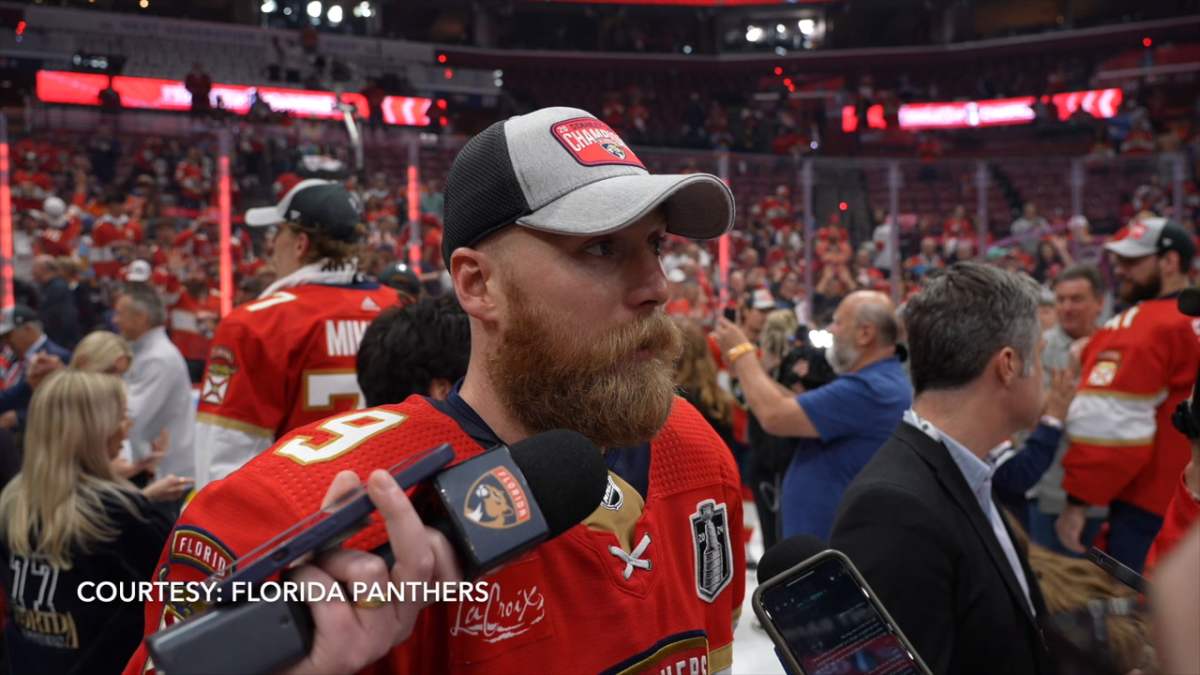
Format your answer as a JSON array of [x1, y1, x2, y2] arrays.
[[442, 121, 531, 268]]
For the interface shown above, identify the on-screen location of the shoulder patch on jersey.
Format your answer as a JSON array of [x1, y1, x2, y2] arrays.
[[601, 474, 624, 511], [1086, 351, 1122, 388], [169, 525, 236, 576], [210, 346, 235, 365], [156, 563, 211, 633], [690, 499, 733, 603], [201, 368, 232, 405], [361, 296, 381, 312], [201, 347, 237, 405]]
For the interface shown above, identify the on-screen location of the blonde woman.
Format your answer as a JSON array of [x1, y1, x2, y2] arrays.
[[672, 317, 737, 449], [69, 330, 133, 375], [1006, 514, 1155, 674], [759, 308, 799, 375], [69, 331, 183, 493], [0, 371, 173, 674]]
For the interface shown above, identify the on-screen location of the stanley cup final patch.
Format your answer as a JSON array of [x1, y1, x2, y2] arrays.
[[550, 117, 645, 169], [690, 499, 733, 603]]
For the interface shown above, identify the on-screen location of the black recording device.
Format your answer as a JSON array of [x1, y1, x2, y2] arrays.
[[778, 342, 836, 392], [752, 536, 932, 675], [145, 430, 608, 675], [1086, 546, 1149, 594], [1173, 288, 1200, 439], [1039, 546, 1151, 675]]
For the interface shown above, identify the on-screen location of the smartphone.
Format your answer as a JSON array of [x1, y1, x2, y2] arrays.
[[208, 443, 455, 598], [723, 307, 738, 322], [1086, 547, 1148, 594], [752, 550, 931, 675]]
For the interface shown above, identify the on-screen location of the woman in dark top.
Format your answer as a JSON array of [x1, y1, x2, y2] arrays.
[[0, 370, 173, 674]]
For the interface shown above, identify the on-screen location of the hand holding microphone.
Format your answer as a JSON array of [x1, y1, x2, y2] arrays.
[[284, 468, 462, 675], [146, 429, 609, 675]]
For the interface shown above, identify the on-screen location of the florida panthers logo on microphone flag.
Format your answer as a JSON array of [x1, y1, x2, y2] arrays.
[[464, 466, 532, 529]]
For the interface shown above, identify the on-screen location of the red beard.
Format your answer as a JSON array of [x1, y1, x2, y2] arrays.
[[488, 281, 684, 449]]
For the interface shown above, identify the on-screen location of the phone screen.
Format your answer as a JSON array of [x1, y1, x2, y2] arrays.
[[760, 555, 923, 675]]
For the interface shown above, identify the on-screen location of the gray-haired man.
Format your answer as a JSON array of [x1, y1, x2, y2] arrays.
[[114, 283, 196, 481]]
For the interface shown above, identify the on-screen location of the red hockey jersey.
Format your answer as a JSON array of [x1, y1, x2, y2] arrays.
[[1143, 472, 1199, 573], [193, 281, 398, 486], [1063, 296, 1200, 515], [167, 290, 212, 364], [124, 397, 744, 675], [90, 216, 143, 279], [35, 218, 82, 257]]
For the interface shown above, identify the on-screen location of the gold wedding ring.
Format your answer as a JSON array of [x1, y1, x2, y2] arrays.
[[353, 598, 387, 610]]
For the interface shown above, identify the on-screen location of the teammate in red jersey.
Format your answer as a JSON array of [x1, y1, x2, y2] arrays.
[[1058, 217, 1200, 572], [192, 179, 398, 488], [125, 107, 743, 675]]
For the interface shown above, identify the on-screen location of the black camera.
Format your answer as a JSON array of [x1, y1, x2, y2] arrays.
[[1172, 289, 1200, 439]]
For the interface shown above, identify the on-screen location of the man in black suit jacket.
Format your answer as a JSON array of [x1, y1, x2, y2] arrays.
[[32, 255, 81, 350], [831, 262, 1056, 675]]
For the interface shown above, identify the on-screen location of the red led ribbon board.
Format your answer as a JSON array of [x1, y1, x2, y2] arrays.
[[842, 87, 1123, 132], [36, 70, 431, 127]]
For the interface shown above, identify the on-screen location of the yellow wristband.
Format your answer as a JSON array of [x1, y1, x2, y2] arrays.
[[726, 342, 756, 365]]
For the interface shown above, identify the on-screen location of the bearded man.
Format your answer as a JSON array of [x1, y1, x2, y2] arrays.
[[1056, 217, 1200, 573], [714, 290, 911, 540], [124, 107, 746, 675]]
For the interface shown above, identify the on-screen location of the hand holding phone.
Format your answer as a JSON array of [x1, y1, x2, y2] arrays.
[[752, 550, 931, 675]]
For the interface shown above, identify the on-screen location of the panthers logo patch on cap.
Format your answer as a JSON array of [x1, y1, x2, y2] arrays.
[[601, 142, 626, 160], [464, 467, 532, 529], [550, 117, 644, 168]]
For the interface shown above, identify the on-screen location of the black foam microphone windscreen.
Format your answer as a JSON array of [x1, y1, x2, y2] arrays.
[[1178, 287, 1200, 317], [508, 428, 609, 537], [756, 534, 827, 585]]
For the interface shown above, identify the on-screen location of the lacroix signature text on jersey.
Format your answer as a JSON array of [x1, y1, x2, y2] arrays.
[[550, 118, 645, 168]]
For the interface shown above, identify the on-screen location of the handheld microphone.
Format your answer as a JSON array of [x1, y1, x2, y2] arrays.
[[756, 534, 826, 585], [145, 429, 608, 675], [1178, 287, 1200, 317]]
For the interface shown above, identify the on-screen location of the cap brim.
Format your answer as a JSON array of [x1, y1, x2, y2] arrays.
[[1103, 239, 1155, 258], [516, 173, 734, 241], [244, 206, 285, 227]]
